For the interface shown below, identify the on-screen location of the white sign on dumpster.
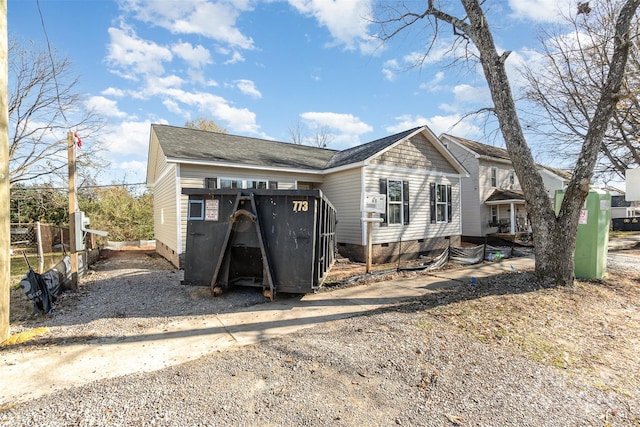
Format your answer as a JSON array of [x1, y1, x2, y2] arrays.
[[363, 193, 386, 214]]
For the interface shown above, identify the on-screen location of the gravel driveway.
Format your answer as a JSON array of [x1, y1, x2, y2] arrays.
[[2, 248, 638, 426]]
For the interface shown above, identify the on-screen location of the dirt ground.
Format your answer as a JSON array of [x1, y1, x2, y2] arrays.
[[4, 241, 640, 425]]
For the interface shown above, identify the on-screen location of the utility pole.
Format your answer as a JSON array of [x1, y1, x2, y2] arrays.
[[67, 131, 78, 289], [0, 0, 9, 341]]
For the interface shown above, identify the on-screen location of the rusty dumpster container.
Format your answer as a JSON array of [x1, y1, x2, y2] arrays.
[[182, 188, 337, 298]]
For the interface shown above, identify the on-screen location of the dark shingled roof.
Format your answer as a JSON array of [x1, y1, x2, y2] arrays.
[[152, 124, 337, 170], [443, 134, 510, 161], [486, 189, 525, 202], [152, 124, 424, 170]]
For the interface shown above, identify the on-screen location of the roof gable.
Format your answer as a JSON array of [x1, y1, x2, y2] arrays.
[[442, 134, 510, 161], [325, 127, 422, 168]]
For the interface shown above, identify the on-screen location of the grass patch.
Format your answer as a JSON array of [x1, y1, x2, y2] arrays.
[[1, 327, 49, 347], [9, 251, 65, 284], [423, 270, 640, 396]]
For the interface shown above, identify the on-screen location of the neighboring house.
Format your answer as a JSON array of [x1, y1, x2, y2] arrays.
[[146, 124, 468, 268], [440, 134, 570, 238], [606, 187, 640, 218]]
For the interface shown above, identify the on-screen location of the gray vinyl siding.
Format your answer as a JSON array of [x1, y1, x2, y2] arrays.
[[447, 140, 523, 237], [365, 166, 461, 244], [152, 164, 179, 251], [370, 134, 458, 174], [320, 168, 363, 245], [540, 171, 566, 200], [459, 159, 482, 236]]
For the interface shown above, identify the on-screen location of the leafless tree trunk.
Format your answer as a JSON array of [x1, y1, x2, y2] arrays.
[[377, 0, 640, 285]]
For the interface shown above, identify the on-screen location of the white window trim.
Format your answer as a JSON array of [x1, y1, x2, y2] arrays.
[[436, 183, 448, 223], [490, 167, 497, 188], [387, 179, 403, 226], [217, 177, 268, 189]]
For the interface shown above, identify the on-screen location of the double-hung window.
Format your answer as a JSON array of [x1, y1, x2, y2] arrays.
[[430, 182, 452, 224], [491, 167, 498, 187], [436, 184, 448, 222], [379, 178, 410, 226], [387, 180, 403, 225]]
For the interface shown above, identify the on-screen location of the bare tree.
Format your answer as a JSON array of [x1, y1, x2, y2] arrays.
[[287, 118, 334, 148], [521, 0, 640, 183], [185, 117, 227, 133], [8, 38, 106, 187], [376, 0, 640, 285]]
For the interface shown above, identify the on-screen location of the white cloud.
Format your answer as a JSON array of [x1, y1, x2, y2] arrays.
[[85, 96, 128, 118], [508, 0, 573, 23], [103, 120, 154, 157], [387, 114, 481, 137], [159, 88, 261, 135], [163, 99, 184, 115], [224, 51, 246, 64], [106, 26, 172, 78], [403, 44, 451, 67], [452, 84, 490, 104], [382, 59, 398, 81], [235, 79, 262, 99], [287, 0, 378, 54], [119, 0, 255, 49], [419, 71, 446, 92], [119, 160, 148, 174], [171, 42, 212, 68], [300, 112, 373, 135], [101, 87, 126, 97]]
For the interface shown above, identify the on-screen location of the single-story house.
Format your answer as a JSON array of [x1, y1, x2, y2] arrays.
[[146, 124, 468, 267]]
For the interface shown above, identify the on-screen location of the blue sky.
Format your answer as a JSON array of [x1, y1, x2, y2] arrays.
[[7, 0, 574, 185]]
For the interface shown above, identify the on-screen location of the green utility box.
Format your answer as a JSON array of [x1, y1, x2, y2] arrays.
[[554, 189, 611, 279]]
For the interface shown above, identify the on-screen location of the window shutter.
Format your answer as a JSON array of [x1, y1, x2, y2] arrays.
[[430, 182, 436, 224], [447, 185, 452, 223], [205, 177, 217, 189], [379, 178, 388, 227], [268, 181, 278, 189], [403, 181, 410, 225]]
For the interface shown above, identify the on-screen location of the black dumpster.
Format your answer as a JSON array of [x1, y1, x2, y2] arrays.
[[611, 217, 640, 231], [182, 188, 337, 298]]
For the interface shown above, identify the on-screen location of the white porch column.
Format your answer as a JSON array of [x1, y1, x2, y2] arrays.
[[509, 202, 516, 234]]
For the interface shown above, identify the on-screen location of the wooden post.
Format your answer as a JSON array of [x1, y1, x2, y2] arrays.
[[36, 221, 44, 273], [0, 0, 9, 341], [366, 212, 373, 273], [67, 131, 78, 289]]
